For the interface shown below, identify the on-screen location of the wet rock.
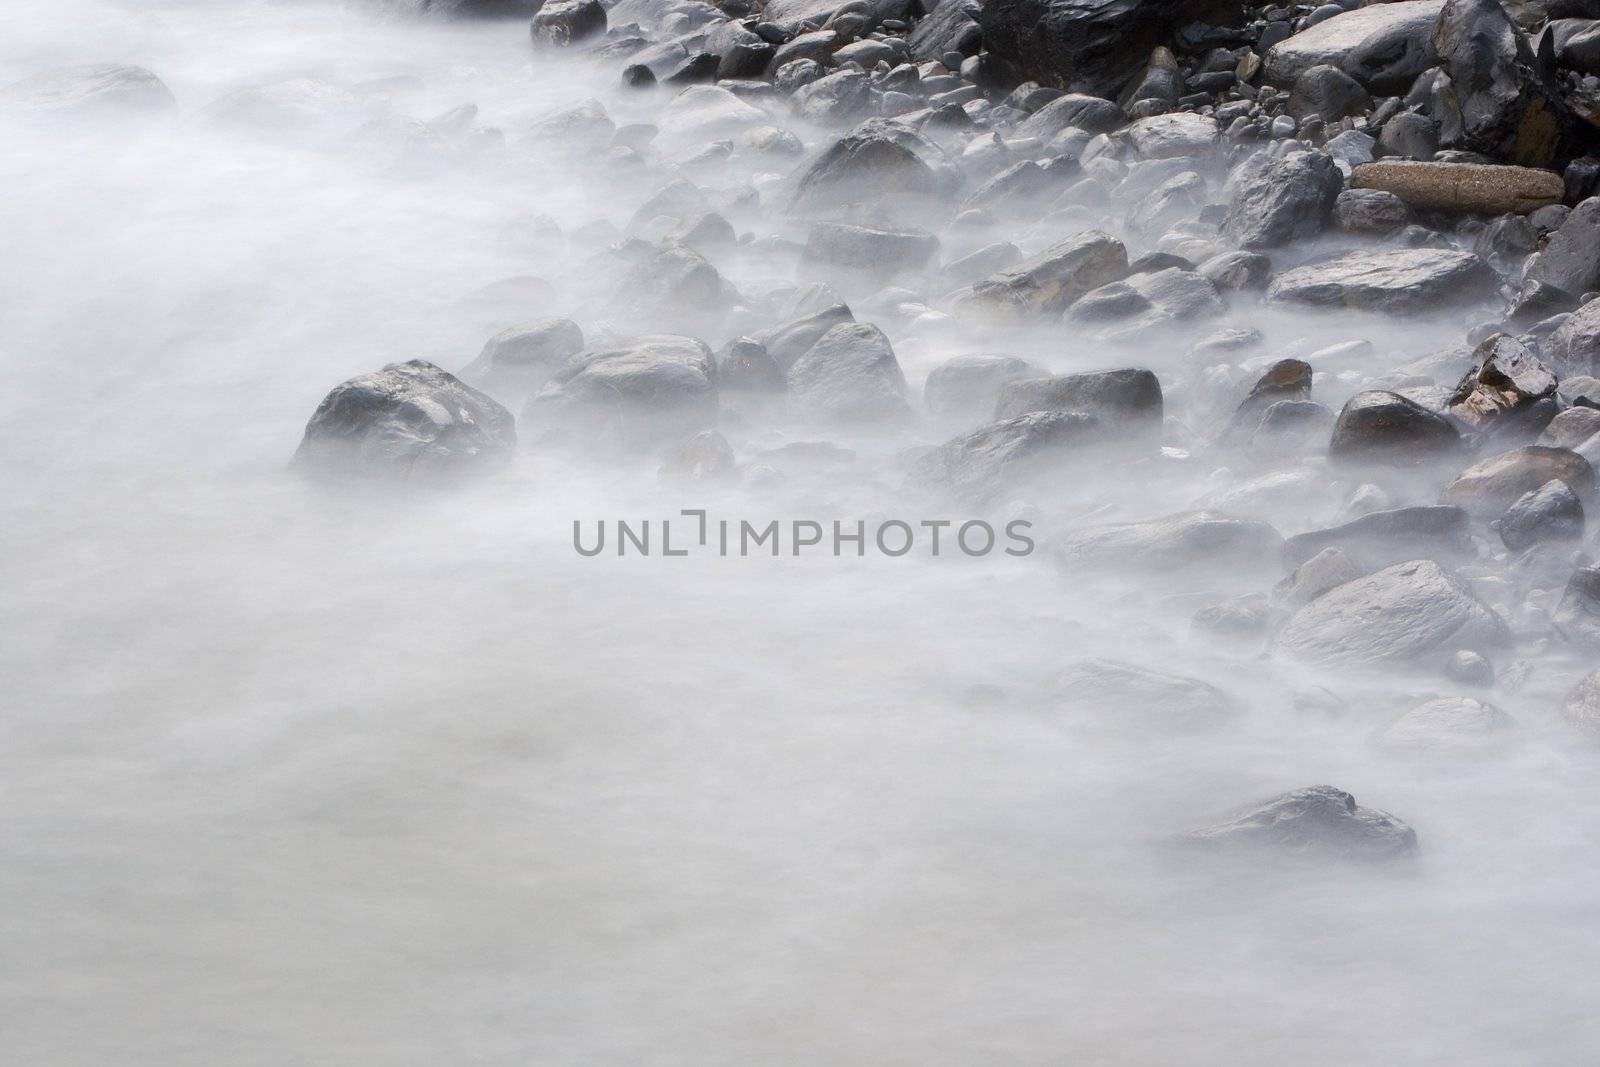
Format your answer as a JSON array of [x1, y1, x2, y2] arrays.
[[1526, 198, 1600, 300], [1374, 696, 1513, 754], [764, 0, 913, 30], [1059, 510, 1285, 572], [786, 322, 911, 422], [952, 230, 1130, 318], [527, 335, 717, 448], [939, 242, 1023, 290], [1540, 407, 1600, 449], [1441, 445, 1596, 516], [1334, 187, 1411, 233], [1560, 668, 1600, 735], [910, 411, 1105, 501], [295, 360, 515, 478], [1262, 0, 1445, 94], [1198, 249, 1272, 290], [1192, 595, 1271, 639], [793, 69, 872, 123], [1265, 248, 1496, 313], [1275, 546, 1364, 607], [1184, 785, 1419, 862], [802, 221, 939, 278], [462, 318, 584, 396], [1284, 505, 1473, 567], [1447, 648, 1496, 686], [1117, 111, 1220, 159], [924, 355, 1039, 420], [1222, 149, 1343, 250], [1552, 564, 1600, 649], [1546, 297, 1600, 378], [0, 64, 176, 120], [1328, 390, 1463, 466], [1223, 359, 1312, 439], [659, 429, 736, 481], [1432, 0, 1570, 168], [530, 0, 607, 47], [1287, 64, 1371, 123], [658, 85, 768, 139], [994, 368, 1163, 436], [1275, 559, 1511, 668], [1053, 658, 1239, 733], [789, 118, 960, 216], [618, 242, 735, 319], [1351, 160, 1564, 214], [908, 0, 982, 62], [1016, 93, 1129, 139], [1497, 479, 1585, 550], [717, 337, 785, 391], [750, 303, 856, 371], [1445, 333, 1557, 433]]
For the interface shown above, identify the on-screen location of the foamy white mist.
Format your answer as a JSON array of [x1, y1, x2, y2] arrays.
[[2, 1, 1599, 1063]]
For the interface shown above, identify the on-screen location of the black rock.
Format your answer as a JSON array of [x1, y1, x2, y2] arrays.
[[1432, 0, 1570, 167], [1328, 390, 1463, 466], [529, 0, 606, 47]]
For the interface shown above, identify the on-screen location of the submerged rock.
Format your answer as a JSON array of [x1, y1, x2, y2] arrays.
[[785, 322, 910, 423], [1284, 506, 1473, 567], [993, 368, 1163, 436], [1374, 697, 1514, 755], [911, 411, 1105, 502], [1060, 510, 1284, 572], [789, 118, 959, 217], [526, 335, 717, 448], [1053, 658, 1239, 733], [462, 318, 584, 396], [1328, 391, 1462, 466], [952, 230, 1129, 319], [1, 64, 176, 120], [1184, 785, 1419, 862], [924, 355, 1038, 421]]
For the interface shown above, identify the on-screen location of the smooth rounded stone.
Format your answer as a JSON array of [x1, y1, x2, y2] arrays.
[[1064, 281, 1152, 324], [788, 118, 959, 215], [658, 429, 737, 482], [909, 410, 1105, 502], [907, 0, 981, 62], [1350, 160, 1564, 214], [1274, 559, 1511, 669], [966, 158, 1081, 215], [1198, 250, 1272, 291], [666, 211, 736, 251], [793, 69, 872, 123], [1221, 358, 1312, 439], [1221, 150, 1343, 250], [1446, 648, 1496, 686], [1323, 128, 1377, 173], [750, 303, 855, 371], [522, 97, 615, 150], [294, 359, 515, 478], [1553, 564, 1600, 648], [923, 355, 1039, 420], [1182, 785, 1419, 862], [1192, 595, 1272, 640], [1284, 505, 1473, 567], [993, 368, 1163, 436], [1546, 297, 1600, 379], [1286, 64, 1371, 123], [626, 178, 709, 233], [1374, 696, 1513, 754], [1115, 112, 1219, 160], [657, 85, 768, 139], [661, 52, 721, 85], [1441, 445, 1597, 516], [1334, 187, 1410, 233], [1375, 111, 1439, 160], [785, 322, 910, 422], [1275, 546, 1364, 607], [530, 0, 606, 46], [1014, 93, 1129, 139], [526, 335, 717, 448], [1265, 248, 1496, 313], [938, 242, 1023, 290], [1263, 0, 1444, 93], [1052, 658, 1239, 733], [1497, 479, 1585, 551], [1098, 267, 1222, 334], [1527, 198, 1600, 300], [950, 230, 1129, 319], [717, 337, 785, 391], [1540, 407, 1600, 449], [773, 57, 826, 95], [802, 221, 939, 277], [0, 63, 177, 120], [1561, 668, 1600, 736], [1058, 510, 1285, 573], [1328, 390, 1462, 467], [1445, 332, 1556, 433], [1433, 0, 1569, 168], [834, 38, 898, 66], [617, 242, 734, 318], [462, 318, 584, 395], [1193, 325, 1264, 357], [621, 63, 657, 88]]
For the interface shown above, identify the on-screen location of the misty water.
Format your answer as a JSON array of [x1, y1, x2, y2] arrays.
[[3, 1, 1600, 1063]]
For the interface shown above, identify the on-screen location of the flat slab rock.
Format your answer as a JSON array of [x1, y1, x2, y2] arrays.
[[1351, 160, 1564, 215], [1265, 248, 1495, 313], [1262, 0, 1445, 93], [1183, 785, 1419, 862]]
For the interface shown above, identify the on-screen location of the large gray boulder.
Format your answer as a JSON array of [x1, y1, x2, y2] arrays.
[[1265, 248, 1496, 313], [525, 335, 717, 448], [294, 360, 516, 478], [1263, 1, 1444, 93], [1053, 658, 1239, 733], [1274, 559, 1511, 668], [1184, 785, 1418, 862], [786, 322, 911, 423], [1222, 150, 1344, 250], [951, 230, 1129, 318], [910, 411, 1105, 502], [993, 368, 1162, 435], [1059, 510, 1284, 571], [1432, 0, 1570, 168]]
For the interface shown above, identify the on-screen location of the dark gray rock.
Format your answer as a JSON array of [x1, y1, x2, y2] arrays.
[[1222, 149, 1343, 250], [1262, 0, 1445, 94], [1265, 248, 1496, 313], [1554, 566, 1600, 648], [1497, 479, 1585, 550], [617, 242, 735, 320], [1377, 110, 1440, 159], [1284, 505, 1474, 567], [1184, 785, 1418, 862], [910, 410, 1105, 501], [908, 0, 983, 61], [1432, 0, 1570, 168], [952, 230, 1130, 318], [1198, 249, 1272, 290], [793, 69, 872, 123], [1334, 187, 1411, 233], [529, 0, 606, 47], [717, 337, 785, 391], [924, 355, 1039, 420], [786, 322, 911, 422], [993, 368, 1163, 436], [1014, 92, 1130, 138], [789, 118, 960, 216], [1287, 64, 1371, 122], [1546, 296, 1600, 378], [1329, 391, 1463, 466], [1527, 199, 1600, 301]]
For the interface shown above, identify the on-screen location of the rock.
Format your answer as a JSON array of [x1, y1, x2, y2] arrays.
[[965, 159, 1079, 216], [1287, 64, 1371, 123], [1547, 297, 1600, 378], [1540, 407, 1600, 449], [1497, 479, 1585, 550], [910, 411, 1105, 501], [750, 303, 856, 371], [993, 368, 1163, 437], [1328, 390, 1462, 466], [1527, 198, 1600, 300], [1274, 546, 1364, 607], [1059, 510, 1285, 572], [1223, 359, 1312, 440], [1446, 648, 1496, 686], [529, 0, 606, 47], [789, 118, 960, 216], [526, 335, 717, 448], [1222, 150, 1343, 250], [952, 230, 1129, 319], [294, 360, 515, 478], [908, 0, 982, 62], [1560, 668, 1600, 735], [462, 318, 584, 395], [1053, 658, 1239, 733], [617, 243, 734, 320], [1553, 566, 1600, 647], [1265, 248, 1496, 313], [1334, 187, 1411, 233], [1192, 596, 1271, 639], [1275, 559, 1511, 668], [1324, 128, 1378, 172], [1433, 0, 1569, 168], [1441, 445, 1596, 516], [1350, 160, 1564, 214], [0, 64, 176, 120], [1117, 112, 1219, 159], [1445, 332, 1556, 432], [1284, 505, 1473, 567], [1184, 785, 1418, 862], [1015, 93, 1130, 138], [717, 337, 785, 391], [764, 0, 913, 30], [802, 221, 939, 278], [1374, 697, 1513, 754], [658, 85, 767, 139], [1198, 249, 1272, 290], [659, 429, 737, 481], [939, 243, 1024, 290], [924, 355, 1039, 420], [785, 322, 911, 422], [1262, 0, 1445, 95], [793, 69, 872, 123]]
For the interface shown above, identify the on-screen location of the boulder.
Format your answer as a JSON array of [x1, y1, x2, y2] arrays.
[[1275, 559, 1511, 668], [1546, 297, 1600, 378], [1350, 160, 1563, 214], [923, 355, 1039, 420], [1374, 697, 1514, 755], [764, 0, 914, 30], [1117, 111, 1219, 159], [0, 64, 176, 120], [908, 0, 983, 62], [1328, 390, 1463, 466], [1561, 669, 1600, 736], [1265, 248, 1496, 313], [1223, 358, 1312, 442], [525, 335, 717, 448], [1286, 64, 1371, 123], [1553, 565, 1600, 647], [1441, 445, 1596, 515], [1445, 332, 1557, 431], [1497, 479, 1585, 550], [294, 360, 515, 478], [1262, 0, 1445, 94], [1526, 198, 1600, 299], [1334, 188, 1411, 233], [1198, 250, 1272, 290], [529, 0, 606, 46], [789, 118, 960, 216], [793, 69, 872, 123], [1222, 150, 1343, 250], [1053, 658, 1239, 733], [1059, 510, 1284, 571], [786, 322, 911, 422], [1432, 0, 1570, 168], [717, 337, 785, 392], [1283, 505, 1473, 567], [750, 303, 856, 371], [1014, 93, 1129, 139], [1540, 407, 1600, 449], [657, 85, 768, 139], [802, 221, 939, 277], [617, 243, 734, 320], [910, 411, 1105, 501], [993, 368, 1163, 434], [1183, 785, 1418, 862], [462, 318, 585, 395], [1274, 546, 1364, 607], [952, 230, 1129, 318]]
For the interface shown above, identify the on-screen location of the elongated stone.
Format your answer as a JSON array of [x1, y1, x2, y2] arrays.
[[1350, 160, 1562, 214]]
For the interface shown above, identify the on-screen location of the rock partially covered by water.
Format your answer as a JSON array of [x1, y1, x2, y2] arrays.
[[993, 368, 1163, 437], [463, 318, 584, 396], [1441, 445, 1596, 516], [1184, 785, 1419, 862], [295, 360, 515, 478], [526, 335, 717, 448], [0, 64, 177, 120], [1060, 510, 1284, 572], [786, 322, 910, 423], [1053, 658, 1239, 733], [1262, 0, 1444, 94], [1222, 150, 1343, 250], [790, 119, 959, 217], [952, 230, 1129, 319], [1497, 479, 1585, 551], [1553, 565, 1600, 648], [1284, 505, 1473, 567], [1374, 696, 1514, 755], [924, 355, 1038, 421], [1329, 391, 1462, 466], [911, 411, 1104, 502], [530, 0, 606, 47], [1275, 559, 1511, 669], [1266, 248, 1495, 313]]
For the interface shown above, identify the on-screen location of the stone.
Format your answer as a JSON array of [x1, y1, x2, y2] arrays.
[[802, 221, 939, 277], [1553, 566, 1600, 648], [789, 118, 960, 216], [1350, 160, 1564, 214], [1059, 510, 1285, 572], [526, 335, 717, 448], [1053, 658, 1239, 732], [908, 0, 983, 62], [1265, 248, 1496, 313], [750, 303, 856, 371], [1546, 297, 1600, 378], [294, 360, 515, 478], [1527, 198, 1600, 299], [1015, 93, 1130, 139], [659, 429, 737, 482], [952, 230, 1130, 319], [1287, 64, 1371, 123], [939, 243, 1024, 290], [1222, 359, 1312, 440], [1222, 149, 1343, 250], [1262, 0, 1445, 94], [1117, 111, 1220, 159], [1560, 669, 1600, 736], [793, 69, 873, 123], [462, 318, 585, 396], [530, 0, 607, 47], [910, 411, 1106, 502], [1441, 445, 1596, 516], [1540, 407, 1600, 449], [1374, 697, 1513, 754], [1432, 0, 1570, 168], [1497, 479, 1585, 551], [1334, 188, 1410, 233], [1198, 250, 1272, 290], [785, 322, 911, 422], [1446, 649, 1496, 686], [1284, 505, 1474, 567], [764, 0, 914, 30], [0, 64, 176, 120], [617, 243, 734, 320], [1377, 111, 1439, 160], [658, 85, 768, 139], [965, 159, 1080, 216], [923, 355, 1039, 420], [1183, 785, 1418, 862], [1445, 332, 1557, 431], [993, 368, 1163, 436], [717, 337, 785, 392], [1274, 546, 1364, 607], [1275, 559, 1511, 668], [1328, 390, 1462, 466]]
